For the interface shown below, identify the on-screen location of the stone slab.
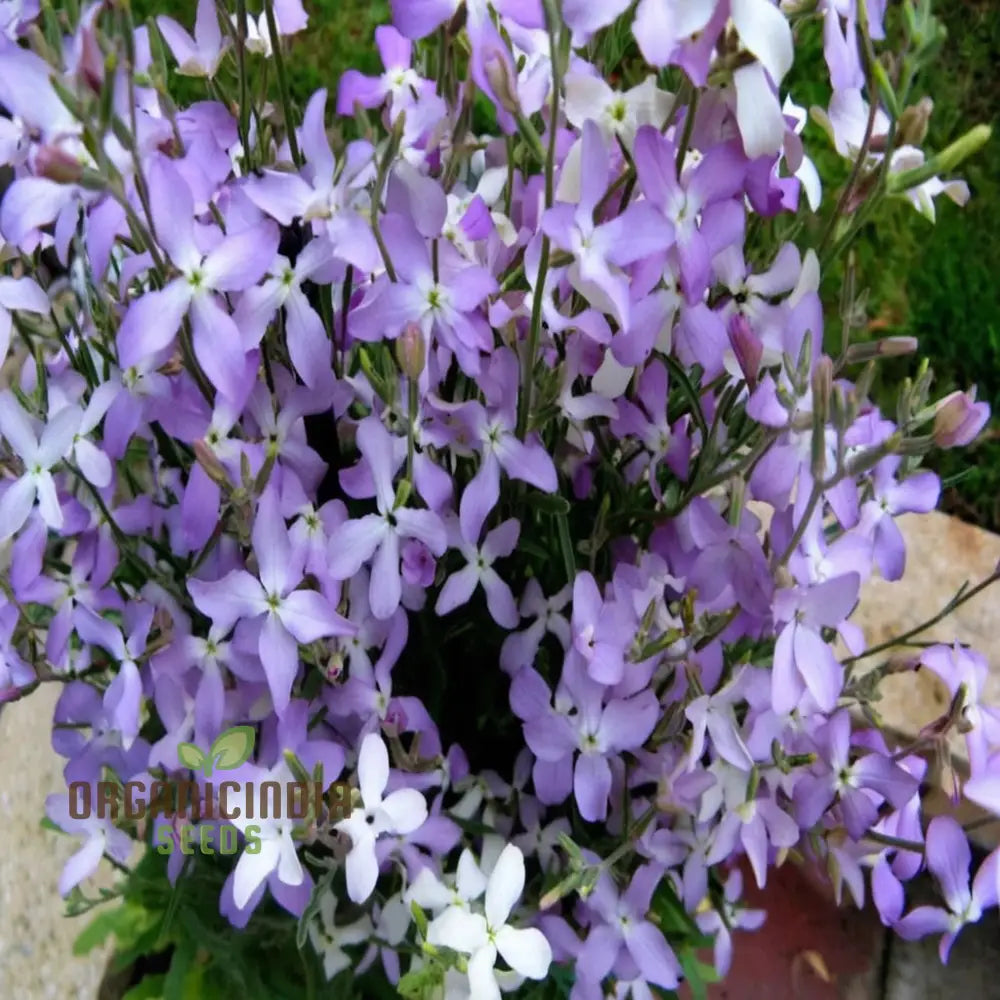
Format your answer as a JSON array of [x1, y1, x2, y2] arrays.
[[0, 684, 113, 999], [850, 510, 1000, 844]]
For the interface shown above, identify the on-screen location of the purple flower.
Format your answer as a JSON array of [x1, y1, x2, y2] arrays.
[[0, 274, 49, 362], [514, 660, 658, 821], [857, 458, 939, 581], [436, 517, 520, 628], [337, 26, 422, 117], [920, 644, 1000, 775], [437, 349, 557, 541], [933, 389, 990, 448], [46, 785, 134, 895], [772, 573, 860, 714], [327, 416, 447, 620], [568, 571, 631, 686], [695, 869, 766, 976], [0, 390, 80, 538], [188, 488, 355, 713], [157, 0, 229, 78], [233, 238, 337, 390], [500, 579, 571, 675], [117, 155, 278, 404], [894, 817, 1000, 963], [793, 710, 919, 838], [349, 211, 497, 375], [243, 90, 379, 272], [542, 121, 673, 328], [577, 864, 681, 991], [633, 125, 747, 304]]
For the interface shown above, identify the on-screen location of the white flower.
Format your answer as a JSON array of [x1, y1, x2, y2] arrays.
[[729, 0, 795, 158], [564, 73, 672, 150], [427, 845, 552, 1000], [0, 390, 81, 539], [308, 890, 373, 980], [228, 762, 305, 909], [407, 848, 489, 914], [335, 732, 428, 903], [230, 13, 273, 58]]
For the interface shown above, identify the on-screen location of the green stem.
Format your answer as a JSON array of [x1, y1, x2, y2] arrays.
[[406, 377, 418, 484], [263, 0, 301, 167], [844, 569, 1000, 665], [775, 480, 823, 566], [516, 0, 563, 438], [862, 829, 924, 853], [235, 0, 253, 170], [675, 87, 699, 177]]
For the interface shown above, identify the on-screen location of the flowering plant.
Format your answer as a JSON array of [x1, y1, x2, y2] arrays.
[[0, 0, 996, 996]]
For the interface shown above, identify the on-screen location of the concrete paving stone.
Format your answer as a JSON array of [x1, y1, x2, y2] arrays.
[[0, 684, 113, 999]]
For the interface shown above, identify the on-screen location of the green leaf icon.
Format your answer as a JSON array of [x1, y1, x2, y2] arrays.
[[177, 742, 206, 773], [208, 725, 256, 775]]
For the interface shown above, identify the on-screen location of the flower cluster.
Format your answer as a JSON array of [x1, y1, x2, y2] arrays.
[[0, 0, 995, 995]]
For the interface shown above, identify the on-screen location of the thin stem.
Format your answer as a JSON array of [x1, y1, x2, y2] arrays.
[[263, 0, 301, 167], [406, 377, 418, 484], [235, 0, 253, 170], [775, 480, 823, 566], [675, 88, 699, 177], [601, 805, 657, 871], [844, 569, 1000, 665], [516, 0, 563, 438], [862, 829, 924, 853]]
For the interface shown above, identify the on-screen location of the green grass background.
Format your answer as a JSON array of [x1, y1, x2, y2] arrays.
[[135, 0, 1000, 528]]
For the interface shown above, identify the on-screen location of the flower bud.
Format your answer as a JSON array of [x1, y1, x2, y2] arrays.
[[932, 388, 991, 448], [401, 538, 435, 588], [395, 321, 426, 380], [193, 439, 231, 489], [811, 356, 833, 422], [898, 97, 934, 147], [843, 337, 918, 365], [482, 48, 520, 115], [810, 358, 833, 478], [77, 25, 105, 94], [727, 313, 762, 390], [34, 146, 84, 184]]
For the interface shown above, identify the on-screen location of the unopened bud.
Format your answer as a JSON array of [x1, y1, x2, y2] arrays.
[[193, 439, 230, 488], [395, 321, 425, 380], [843, 337, 918, 365], [932, 388, 991, 448], [830, 385, 848, 430], [78, 26, 105, 94], [482, 48, 520, 115], [727, 313, 762, 390], [898, 97, 934, 147], [811, 357, 833, 478], [35, 146, 84, 184], [811, 357, 833, 422]]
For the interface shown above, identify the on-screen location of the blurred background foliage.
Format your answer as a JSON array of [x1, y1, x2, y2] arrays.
[[132, 0, 999, 529]]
